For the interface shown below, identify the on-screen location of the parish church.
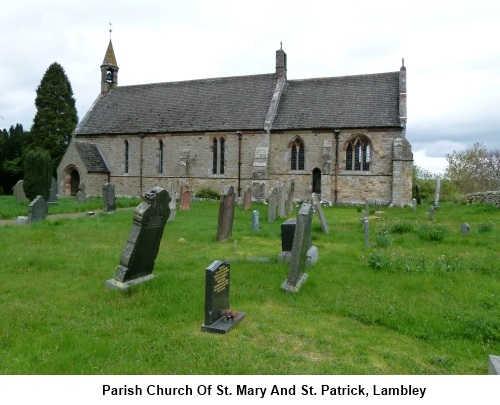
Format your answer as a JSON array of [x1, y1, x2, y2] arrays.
[[57, 39, 413, 205]]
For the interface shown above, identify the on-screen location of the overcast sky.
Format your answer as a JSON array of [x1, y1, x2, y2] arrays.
[[1, 0, 499, 174]]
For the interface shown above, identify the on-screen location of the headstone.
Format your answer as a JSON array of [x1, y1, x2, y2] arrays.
[[27, 195, 48, 223], [13, 180, 28, 203], [252, 210, 260, 231], [433, 178, 441, 209], [364, 218, 370, 247], [76, 190, 87, 204], [429, 205, 434, 221], [412, 198, 417, 212], [216, 185, 236, 241], [201, 260, 245, 334], [281, 202, 316, 293], [285, 178, 295, 215], [268, 187, 277, 222], [102, 183, 116, 213], [461, 223, 470, 236], [179, 184, 191, 211], [106, 186, 171, 290], [312, 192, 330, 234], [243, 185, 252, 211], [277, 182, 286, 218], [47, 177, 58, 205], [488, 355, 500, 375]]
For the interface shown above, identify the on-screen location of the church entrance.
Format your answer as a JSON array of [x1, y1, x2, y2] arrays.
[[64, 167, 80, 196], [312, 168, 321, 197]]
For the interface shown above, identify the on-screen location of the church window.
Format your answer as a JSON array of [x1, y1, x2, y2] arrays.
[[290, 138, 305, 170], [159, 140, 164, 174], [345, 136, 371, 171], [124, 140, 129, 173], [212, 137, 225, 175]]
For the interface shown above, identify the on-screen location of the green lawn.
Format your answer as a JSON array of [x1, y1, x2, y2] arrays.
[[0, 197, 498, 374]]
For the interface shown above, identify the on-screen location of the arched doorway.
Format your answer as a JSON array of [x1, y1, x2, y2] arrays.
[[64, 166, 80, 196], [312, 168, 321, 196]]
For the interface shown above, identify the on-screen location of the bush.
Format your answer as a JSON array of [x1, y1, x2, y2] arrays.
[[195, 187, 220, 200]]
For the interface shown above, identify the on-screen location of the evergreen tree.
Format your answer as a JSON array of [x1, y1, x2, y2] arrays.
[[23, 148, 53, 200], [25, 62, 78, 170]]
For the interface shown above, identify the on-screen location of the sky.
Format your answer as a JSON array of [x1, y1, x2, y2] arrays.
[[1, 0, 499, 174]]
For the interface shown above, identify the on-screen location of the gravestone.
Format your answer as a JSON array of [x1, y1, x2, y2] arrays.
[[268, 187, 277, 222], [102, 183, 116, 213], [252, 210, 260, 231], [179, 184, 191, 211], [285, 178, 295, 215], [216, 185, 236, 241], [364, 218, 370, 247], [28, 195, 48, 223], [243, 185, 252, 210], [434, 178, 441, 209], [47, 177, 58, 205], [488, 355, 500, 375], [201, 260, 245, 334], [461, 223, 470, 236], [13, 180, 28, 203], [106, 186, 171, 290], [76, 190, 87, 204], [281, 202, 317, 293], [312, 192, 330, 234]]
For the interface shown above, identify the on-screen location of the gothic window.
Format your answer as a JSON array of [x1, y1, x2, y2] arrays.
[[159, 140, 164, 174], [290, 138, 305, 170], [212, 137, 226, 175], [124, 140, 129, 173], [345, 136, 371, 171]]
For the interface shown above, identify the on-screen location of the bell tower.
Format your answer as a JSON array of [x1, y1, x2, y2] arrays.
[[101, 35, 119, 94]]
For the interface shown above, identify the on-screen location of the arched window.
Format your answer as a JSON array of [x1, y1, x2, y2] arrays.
[[290, 138, 305, 170], [212, 137, 226, 175], [159, 140, 164, 174], [345, 136, 371, 171], [124, 140, 129, 174]]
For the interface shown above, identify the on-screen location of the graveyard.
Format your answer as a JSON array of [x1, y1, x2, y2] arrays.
[[0, 193, 499, 374]]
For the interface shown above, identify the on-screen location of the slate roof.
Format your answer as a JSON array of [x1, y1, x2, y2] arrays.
[[76, 70, 402, 136], [272, 72, 401, 130], [75, 141, 110, 172]]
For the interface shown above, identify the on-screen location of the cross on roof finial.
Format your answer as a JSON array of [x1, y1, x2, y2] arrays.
[[109, 22, 112, 39]]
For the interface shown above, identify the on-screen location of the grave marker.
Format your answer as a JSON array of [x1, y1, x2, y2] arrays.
[[28, 195, 48, 223], [216, 185, 236, 241], [106, 186, 170, 290], [201, 260, 245, 334]]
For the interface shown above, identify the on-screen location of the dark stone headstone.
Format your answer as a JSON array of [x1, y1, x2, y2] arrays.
[[106, 186, 171, 290], [201, 260, 245, 334], [281, 202, 315, 293], [102, 183, 116, 213], [312, 192, 329, 234], [179, 185, 191, 211], [216, 185, 236, 241], [252, 210, 260, 231], [47, 177, 58, 205], [28, 195, 48, 223]]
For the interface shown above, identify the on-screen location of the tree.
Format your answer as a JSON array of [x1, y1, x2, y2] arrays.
[[23, 148, 53, 200], [444, 142, 500, 194], [0, 124, 26, 194], [25, 62, 78, 170]]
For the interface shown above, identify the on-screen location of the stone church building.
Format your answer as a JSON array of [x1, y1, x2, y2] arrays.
[[57, 40, 413, 205]]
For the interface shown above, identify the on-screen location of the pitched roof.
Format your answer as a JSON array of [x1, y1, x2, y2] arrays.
[[77, 74, 278, 135], [272, 72, 401, 130], [75, 141, 110, 172]]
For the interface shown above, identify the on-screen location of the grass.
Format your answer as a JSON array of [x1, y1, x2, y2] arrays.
[[0, 197, 499, 374]]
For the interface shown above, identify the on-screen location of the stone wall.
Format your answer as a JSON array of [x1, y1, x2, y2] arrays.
[[467, 191, 500, 206]]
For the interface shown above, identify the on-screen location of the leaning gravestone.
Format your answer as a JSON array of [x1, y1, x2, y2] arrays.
[[216, 185, 236, 241], [201, 260, 245, 334], [312, 192, 330, 234], [28, 195, 48, 224], [281, 202, 316, 293], [106, 186, 170, 290], [47, 177, 58, 205], [102, 183, 116, 213]]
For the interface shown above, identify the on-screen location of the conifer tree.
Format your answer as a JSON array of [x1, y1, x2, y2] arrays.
[[26, 62, 78, 170]]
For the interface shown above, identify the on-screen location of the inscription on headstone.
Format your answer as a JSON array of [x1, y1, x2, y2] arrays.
[[102, 183, 116, 213], [201, 260, 245, 334], [28, 195, 48, 223], [106, 186, 170, 290], [217, 185, 236, 241], [312, 193, 330, 234]]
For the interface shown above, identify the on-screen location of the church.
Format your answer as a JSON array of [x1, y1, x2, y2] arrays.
[[57, 39, 413, 205]]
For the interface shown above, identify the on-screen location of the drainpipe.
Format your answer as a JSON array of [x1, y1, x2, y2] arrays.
[[334, 129, 340, 205], [139, 133, 144, 196], [237, 131, 242, 197]]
